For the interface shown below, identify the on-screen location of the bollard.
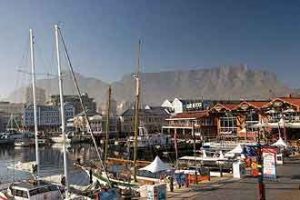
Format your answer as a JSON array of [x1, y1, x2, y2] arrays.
[[170, 176, 174, 192], [219, 164, 223, 177], [185, 174, 189, 187]]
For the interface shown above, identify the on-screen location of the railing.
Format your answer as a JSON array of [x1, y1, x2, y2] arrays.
[[219, 127, 237, 134]]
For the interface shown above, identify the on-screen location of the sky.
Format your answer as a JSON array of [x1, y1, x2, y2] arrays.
[[1, 0, 300, 97]]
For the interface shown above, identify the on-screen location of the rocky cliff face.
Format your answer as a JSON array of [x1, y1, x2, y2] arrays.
[[8, 66, 291, 106]]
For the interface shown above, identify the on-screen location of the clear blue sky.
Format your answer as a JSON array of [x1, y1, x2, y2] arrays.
[[1, 0, 300, 97]]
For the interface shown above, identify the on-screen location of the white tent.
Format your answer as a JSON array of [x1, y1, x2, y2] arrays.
[[219, 151, 225, 159], [139, 156, 171, 173], [271, 137, 288, 148], [225, 144, 243, 157]]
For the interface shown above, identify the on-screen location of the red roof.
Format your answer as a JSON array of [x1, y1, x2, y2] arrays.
[[279, 97, 300, 107], [222, 104, 238, 110], [236, 101, 269, 109], [263, 97, 300, 109], [210, 103, 238, 111], [171, 111, 209, 119]]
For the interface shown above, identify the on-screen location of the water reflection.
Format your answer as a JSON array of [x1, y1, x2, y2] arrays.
[[0, 144, 95, 185]]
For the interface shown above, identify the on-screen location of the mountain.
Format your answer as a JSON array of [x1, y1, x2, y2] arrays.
[[7, 66, 292, 106]]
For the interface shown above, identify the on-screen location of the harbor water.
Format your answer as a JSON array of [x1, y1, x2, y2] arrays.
[[0, 144, 96, 185]]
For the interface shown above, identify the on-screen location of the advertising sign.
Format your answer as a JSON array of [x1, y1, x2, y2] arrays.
[[262, 148, 277, 179], [147, 184, 167, 200]]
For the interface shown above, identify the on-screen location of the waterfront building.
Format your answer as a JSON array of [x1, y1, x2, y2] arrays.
[[161, 97, 241, 114], [48, 93, 96, 115], [210, 101, 268, 140], [162, 110, 218, 140], [261, 97, 300, 140], [72, 111, 120, 137], [204, 97, 300, 141], [120, 106, 170, 135], [23, 103, 75, 132]]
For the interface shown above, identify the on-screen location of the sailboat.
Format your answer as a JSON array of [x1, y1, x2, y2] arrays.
[[77, 40, 165, 195], [74, 41, 146, 195], [1, 29, 64, 200], [54, 24, 119, 199]]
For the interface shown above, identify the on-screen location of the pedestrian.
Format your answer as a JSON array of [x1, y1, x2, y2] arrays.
[[170, 176, 174, 192], [89, 168, 93, 184]]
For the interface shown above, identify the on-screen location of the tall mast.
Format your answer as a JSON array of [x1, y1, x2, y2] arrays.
[[55, 24, 69, 198], [29, 28, 40, 179], [104, 85, 111, 162], [57, 25, 111, 187], [133, 40, 141, 182]]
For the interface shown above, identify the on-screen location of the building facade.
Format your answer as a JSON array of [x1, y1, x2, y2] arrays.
[[49, 93, 96, 115], [162, 110, 218, 140], [72, 111, 120, 137], [120, 106, 170, 135], [23, 103, 75, 132], [161, 98, 227, 114]]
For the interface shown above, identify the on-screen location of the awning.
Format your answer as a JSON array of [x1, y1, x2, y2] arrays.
[[139, 156, 171, 173], [225, 144, 243, 157]]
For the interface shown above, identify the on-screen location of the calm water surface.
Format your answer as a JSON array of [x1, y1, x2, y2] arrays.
[[0, 144, 98, 185]]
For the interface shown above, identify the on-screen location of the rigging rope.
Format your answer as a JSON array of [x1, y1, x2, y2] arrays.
[[57, 27, 112, 188]]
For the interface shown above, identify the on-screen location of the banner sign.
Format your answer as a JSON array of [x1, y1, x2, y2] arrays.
[[262, 148, 277, 179], [147, 184, 167, 200]]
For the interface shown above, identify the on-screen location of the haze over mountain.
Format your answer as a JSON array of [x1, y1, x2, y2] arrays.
[[7, 66, 292, 106]]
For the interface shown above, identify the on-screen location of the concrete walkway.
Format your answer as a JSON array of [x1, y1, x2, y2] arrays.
[[168, 156, 300, 200]]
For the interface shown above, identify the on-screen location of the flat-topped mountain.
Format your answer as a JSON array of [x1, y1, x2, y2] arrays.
[[7, 66, 291, 106]]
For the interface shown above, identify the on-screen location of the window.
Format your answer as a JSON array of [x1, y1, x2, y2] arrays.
[[13, 189, 28, 198], [245, 112, 259, 122], [48, 185, 59, 191], [220, 116, 237, 134], [29, 189, 39, 196]]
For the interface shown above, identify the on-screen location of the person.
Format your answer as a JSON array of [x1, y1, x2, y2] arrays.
[[169, 176, 174, 192], [89, 168, 93, 184], [61, 176, 66, 186]]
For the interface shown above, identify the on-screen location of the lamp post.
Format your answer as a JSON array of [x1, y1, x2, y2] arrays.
[[257, 125, 266, 200], [192, 120, 196, 157]]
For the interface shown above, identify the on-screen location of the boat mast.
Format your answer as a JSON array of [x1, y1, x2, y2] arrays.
[[55, 24, 69, 198], [29, 28, 40, 179], [133, 40, 141, 182], [57, 26, 112, 187], [104, 85, 111, 162]]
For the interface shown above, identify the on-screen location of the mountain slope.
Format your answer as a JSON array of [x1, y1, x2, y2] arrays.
[[7, 66, 291, 106]]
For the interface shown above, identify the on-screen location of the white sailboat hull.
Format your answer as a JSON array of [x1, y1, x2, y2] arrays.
[[51, 136, 71, 143]]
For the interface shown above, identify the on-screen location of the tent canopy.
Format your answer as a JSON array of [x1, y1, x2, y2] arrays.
[[139, 156, 171, 173], [271, 137, 288, 148], [225, 144, 243, 157]]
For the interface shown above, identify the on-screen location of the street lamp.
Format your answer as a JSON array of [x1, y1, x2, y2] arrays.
[[257, 122, 266, 200]]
